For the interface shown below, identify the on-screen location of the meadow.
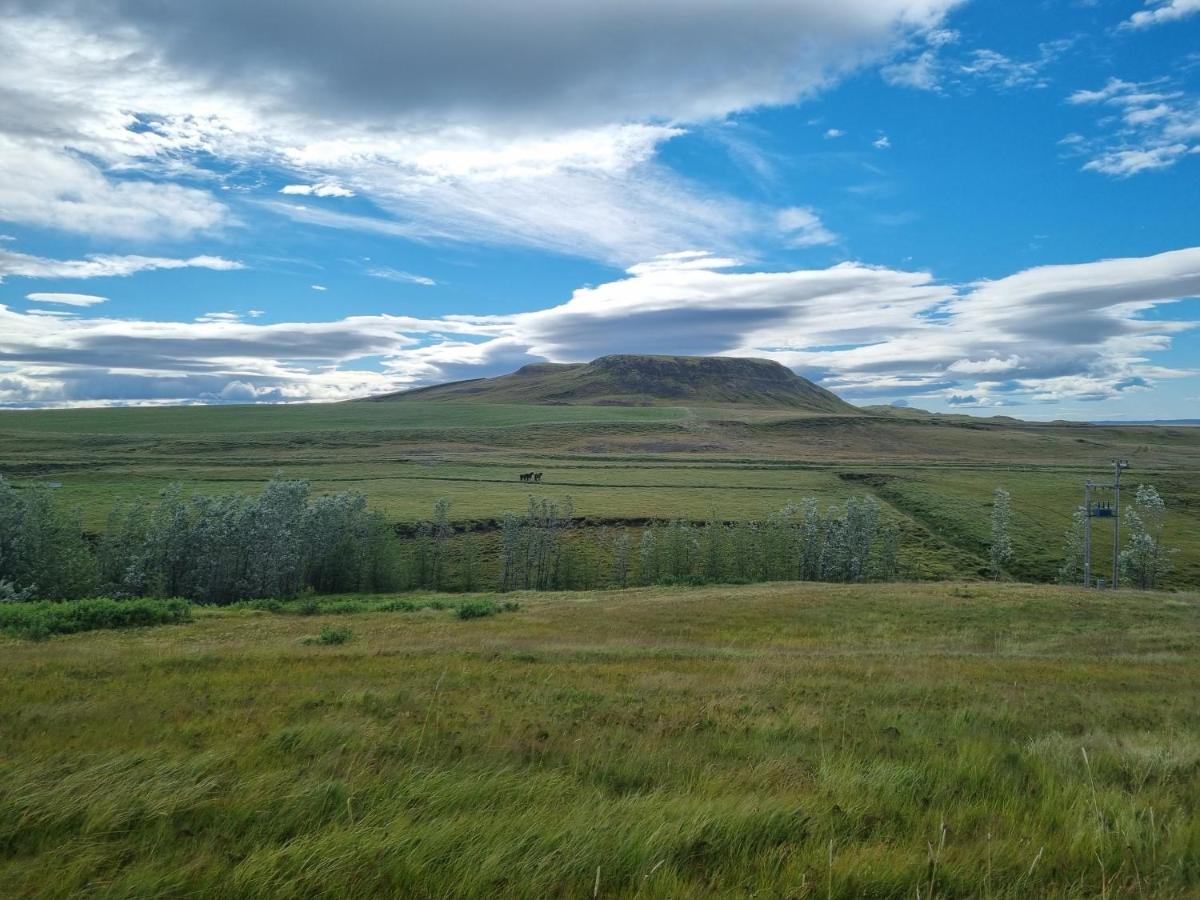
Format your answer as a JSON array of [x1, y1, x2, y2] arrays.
[[2, 582, 1198, 898], [1, 400, 1197, 586]]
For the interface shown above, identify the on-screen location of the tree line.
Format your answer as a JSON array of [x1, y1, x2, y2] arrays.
[[0, 477, 901, 602], [0, 478, 401, 602], [0, 475, 1175, 603]]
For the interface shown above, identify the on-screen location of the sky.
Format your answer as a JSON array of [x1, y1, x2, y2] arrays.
[[0, 0, 1197, 418]]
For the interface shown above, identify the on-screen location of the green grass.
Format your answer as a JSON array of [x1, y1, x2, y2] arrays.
[[0, 401, 689, 435], [1, 399, 1197, 587], [0, 597, 192, 640], [1, 582, 1198, 898]]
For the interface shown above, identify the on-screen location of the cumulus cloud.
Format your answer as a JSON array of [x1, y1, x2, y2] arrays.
[[0, 2, 960, 259], [2, 246, 1193, 409], [25, 292, 107, 307], [1124, 0, 1200, 29]]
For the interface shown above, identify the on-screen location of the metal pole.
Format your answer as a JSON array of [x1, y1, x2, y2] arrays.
[[1083, 481, 1092, 588], [1111, 459, 1125, 589]]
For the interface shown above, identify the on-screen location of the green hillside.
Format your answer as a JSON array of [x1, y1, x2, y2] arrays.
[[370, 354, 858, 413]]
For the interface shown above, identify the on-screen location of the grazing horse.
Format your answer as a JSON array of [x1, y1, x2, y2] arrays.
[[533, 472, 543, 483], [519, 471, 534, 482]]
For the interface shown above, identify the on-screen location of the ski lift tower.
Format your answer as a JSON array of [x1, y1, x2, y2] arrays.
[[1082, 458, 1129, 589]]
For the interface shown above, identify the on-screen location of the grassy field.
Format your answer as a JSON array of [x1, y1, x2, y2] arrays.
[[1, 400, 1197, 586], [1, 582, 1198, 898]]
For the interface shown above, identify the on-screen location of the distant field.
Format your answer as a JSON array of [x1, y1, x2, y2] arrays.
[[2, 582, 1197, 898], [0, 401, 691, 435], [2, 400, 1197, 586]]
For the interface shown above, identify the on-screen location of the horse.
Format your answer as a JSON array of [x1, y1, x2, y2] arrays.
[[533, 472, 543, 483], [519, 471, 534, 482]]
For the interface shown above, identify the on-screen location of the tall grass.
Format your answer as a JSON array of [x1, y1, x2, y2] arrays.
[[0, 583, 1196, 897]]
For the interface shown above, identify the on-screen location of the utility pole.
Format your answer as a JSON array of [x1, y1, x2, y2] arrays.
[[1080, 460, 1129, 589], [1112, 458, 1128, 589]]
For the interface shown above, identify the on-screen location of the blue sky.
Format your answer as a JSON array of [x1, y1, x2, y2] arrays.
[[0, 0, 1197, 417]]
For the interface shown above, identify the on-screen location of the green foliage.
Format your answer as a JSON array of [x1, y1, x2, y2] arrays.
[[0, 477, 97, 599], [627, 496, 891, 588], [455, 598, 499, 619], [0, 597, 190, 640], [304, 625, 353, 646], [95, 479, 401, 604]]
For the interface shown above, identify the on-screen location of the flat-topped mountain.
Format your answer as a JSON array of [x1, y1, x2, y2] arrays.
[[368, 354, 857, 413]]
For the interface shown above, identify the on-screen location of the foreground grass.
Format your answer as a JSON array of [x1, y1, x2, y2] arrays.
[[1, 583, 1198, 898]]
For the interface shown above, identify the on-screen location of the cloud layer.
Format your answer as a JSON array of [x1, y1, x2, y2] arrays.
[[0, 244, 1194, 409], [0, 1, 957, 261]]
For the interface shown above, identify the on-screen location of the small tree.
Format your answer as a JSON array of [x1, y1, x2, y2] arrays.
[[1120, 484, 1172, 589], [498, 512, 523, 592], [989, 487, 1014, 580], [611, 528, 632, 588], [637, 528, 658, 585], [1058, 506, 1087, 585]]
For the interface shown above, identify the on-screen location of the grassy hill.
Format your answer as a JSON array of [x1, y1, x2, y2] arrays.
[[2, 582, 1197, 898], [371, 354, 858, 413]]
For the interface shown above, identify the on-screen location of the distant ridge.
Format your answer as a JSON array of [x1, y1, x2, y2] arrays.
[[368, 354, 857, 413]]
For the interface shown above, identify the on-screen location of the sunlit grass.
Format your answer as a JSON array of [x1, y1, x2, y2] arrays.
[[2, 582, 1197, 897]]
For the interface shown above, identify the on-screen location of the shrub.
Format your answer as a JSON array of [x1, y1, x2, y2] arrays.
[[456, 599, 499, 620], [0, 598, 191, 641], [304, 625, 353, 646]]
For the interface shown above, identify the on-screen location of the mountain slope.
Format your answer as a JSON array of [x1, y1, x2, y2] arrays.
[[368, 354, 857, 413]]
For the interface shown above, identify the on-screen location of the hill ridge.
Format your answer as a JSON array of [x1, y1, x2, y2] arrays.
[[368, 354, 856, 413]]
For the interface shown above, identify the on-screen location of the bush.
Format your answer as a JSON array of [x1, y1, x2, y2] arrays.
[[455, 598, 520, 620], [456, 599, 499, 620], [304, 625, 353, 646], [0, 598, 191, 641]]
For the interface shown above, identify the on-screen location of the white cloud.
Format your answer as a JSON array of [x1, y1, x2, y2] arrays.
[[776, 207, 838, 248], [1066, 77, 1200, 177], [960, 49, 1051, 90], [24, 292, 108, 307], [884, 37, 1070, 94], [0, 246, 1195, 407], [882, 51, 941, 90], [0, 248, 243, 282], [367, 267, 437, 287], [873, 135, 892, 149], [311, 284, 327, 291], [279, 182, 356, 198], [0, 3, 960, 260], [823, 128, 845, 139], [1124, 0, 1200, 29]]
